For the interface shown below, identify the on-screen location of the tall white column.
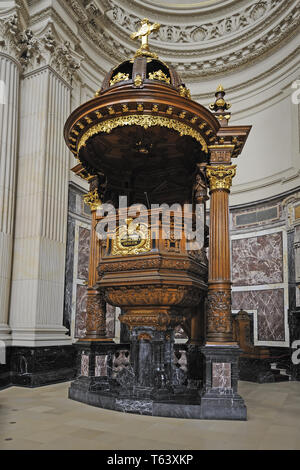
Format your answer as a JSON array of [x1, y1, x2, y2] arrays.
[[0, 13, 21, 343], [9, 65, 73, 346]]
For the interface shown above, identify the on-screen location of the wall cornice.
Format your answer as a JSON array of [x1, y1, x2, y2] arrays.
[[0, 9, 82, 84]]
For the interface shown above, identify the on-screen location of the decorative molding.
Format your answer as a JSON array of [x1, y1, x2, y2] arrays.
[[0, 12, 82, 82], [107, 0, 281, 45], [77, 114, 209, 153], [207, 165, 237, 191], [0, 13, 22, 62], [20, 25, 82, 82], [63, 0, 300, 81]]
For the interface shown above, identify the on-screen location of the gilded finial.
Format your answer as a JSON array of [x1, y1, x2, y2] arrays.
[[130, 18, 160, 59], [209, 84, 231, 126], [83, 189, 102, 212]]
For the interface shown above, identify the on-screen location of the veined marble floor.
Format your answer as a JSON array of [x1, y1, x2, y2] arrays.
[[0, 381, 300, 450]]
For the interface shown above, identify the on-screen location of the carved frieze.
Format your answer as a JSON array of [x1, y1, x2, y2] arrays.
[[207, 290, 233, 336], [120, 308, 184, 331], [106, 1, 283, 44], [0, 15, 81, 82], [104, 285, 204, 308], [206, 165, 237, 192], [0, 13, 22, 61], [99, 256, 207, 277], [85, 289, 106, 336], [100, 0, 299, 78]]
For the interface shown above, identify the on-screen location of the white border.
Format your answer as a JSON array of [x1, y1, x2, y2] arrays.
[[71, 220, 90, 341], [71, 220, 120, 343]]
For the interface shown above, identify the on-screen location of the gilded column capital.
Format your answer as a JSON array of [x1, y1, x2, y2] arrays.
[[83, 189, 102, 212], [206, 164, 236, 191]]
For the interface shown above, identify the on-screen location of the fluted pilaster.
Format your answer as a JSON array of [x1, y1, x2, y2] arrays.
[[0, 54, 19, 342], [9, 67, 72, 346]]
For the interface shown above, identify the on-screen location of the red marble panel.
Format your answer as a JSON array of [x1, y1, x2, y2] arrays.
[[77, 227, 90, 280], [75, 284, 87, 338], [106, 303, 116, 338], [232, 232, 283, 286], [232, 288, 285, 342]]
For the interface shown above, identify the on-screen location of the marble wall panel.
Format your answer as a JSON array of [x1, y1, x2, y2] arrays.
[[232, 289, 285, 342], [95, 355, 108, 377], [212, 363, 231, 389], [106, 303, 116, 338], [81, 354, 89, 376], [63, 216, 75, 333], [75, 285, 87, 338], [77, 227, 90, 281], [232, 232, 283, 286]]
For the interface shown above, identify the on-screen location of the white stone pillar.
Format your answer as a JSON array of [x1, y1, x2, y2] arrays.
[[0, 14, 21, 343], [9, 65, 73, 346]]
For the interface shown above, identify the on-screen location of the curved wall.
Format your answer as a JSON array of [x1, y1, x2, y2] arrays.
[[58, 0, 300, 205]]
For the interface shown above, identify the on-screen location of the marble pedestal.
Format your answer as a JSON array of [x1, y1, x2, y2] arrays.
[[200, 344, 247, 421]]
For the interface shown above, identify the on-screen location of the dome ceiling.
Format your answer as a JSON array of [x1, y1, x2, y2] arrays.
[[68, 0, 299, 81]]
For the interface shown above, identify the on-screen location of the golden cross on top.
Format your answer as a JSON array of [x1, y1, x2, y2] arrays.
[[130, 18, 160, 59]]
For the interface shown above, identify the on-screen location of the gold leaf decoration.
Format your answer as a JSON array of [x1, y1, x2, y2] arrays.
[[78, 115, 208, 153], [110, 72, 130, 86], [148, 70, 170, 84]]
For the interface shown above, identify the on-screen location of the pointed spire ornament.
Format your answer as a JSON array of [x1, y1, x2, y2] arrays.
[[209, 84, 231, 126]]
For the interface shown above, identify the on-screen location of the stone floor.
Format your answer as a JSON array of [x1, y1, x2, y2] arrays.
[[0, 381, 300, 450]]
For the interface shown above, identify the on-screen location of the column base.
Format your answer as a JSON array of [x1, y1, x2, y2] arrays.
[[10, 327, 73, 347], [0, 324, 12, 344], [200, 343, 247, 421], [200, 393, 247, 421]]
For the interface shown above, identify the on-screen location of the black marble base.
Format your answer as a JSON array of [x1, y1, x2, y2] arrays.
[[0, 345, 76, 389], [68, 340, 247, 420], [69, 378, 203, 419], [239, 357, 277, 383], [200, 393, 247, 421], [0, 346, 12, 389], [69, 375, 245, 420]]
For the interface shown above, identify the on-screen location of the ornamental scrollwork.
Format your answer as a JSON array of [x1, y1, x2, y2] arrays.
[[206, 165, 236, 191], [106, 0, 286, 44], [85, 290, 106, 335], [207, 290, 233, 335], [148, 70, 170, 84], [83, 188, 102, 211], [110, 72, 129, 86], [0, 16, 81, 81], [78, 115, 208, 153]]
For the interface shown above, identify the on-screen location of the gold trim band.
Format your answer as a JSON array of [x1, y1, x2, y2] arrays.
[[77, 115, 208, 153]]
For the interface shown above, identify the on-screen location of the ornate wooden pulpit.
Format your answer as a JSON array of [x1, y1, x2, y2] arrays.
[[64, 19, 251, 420]]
